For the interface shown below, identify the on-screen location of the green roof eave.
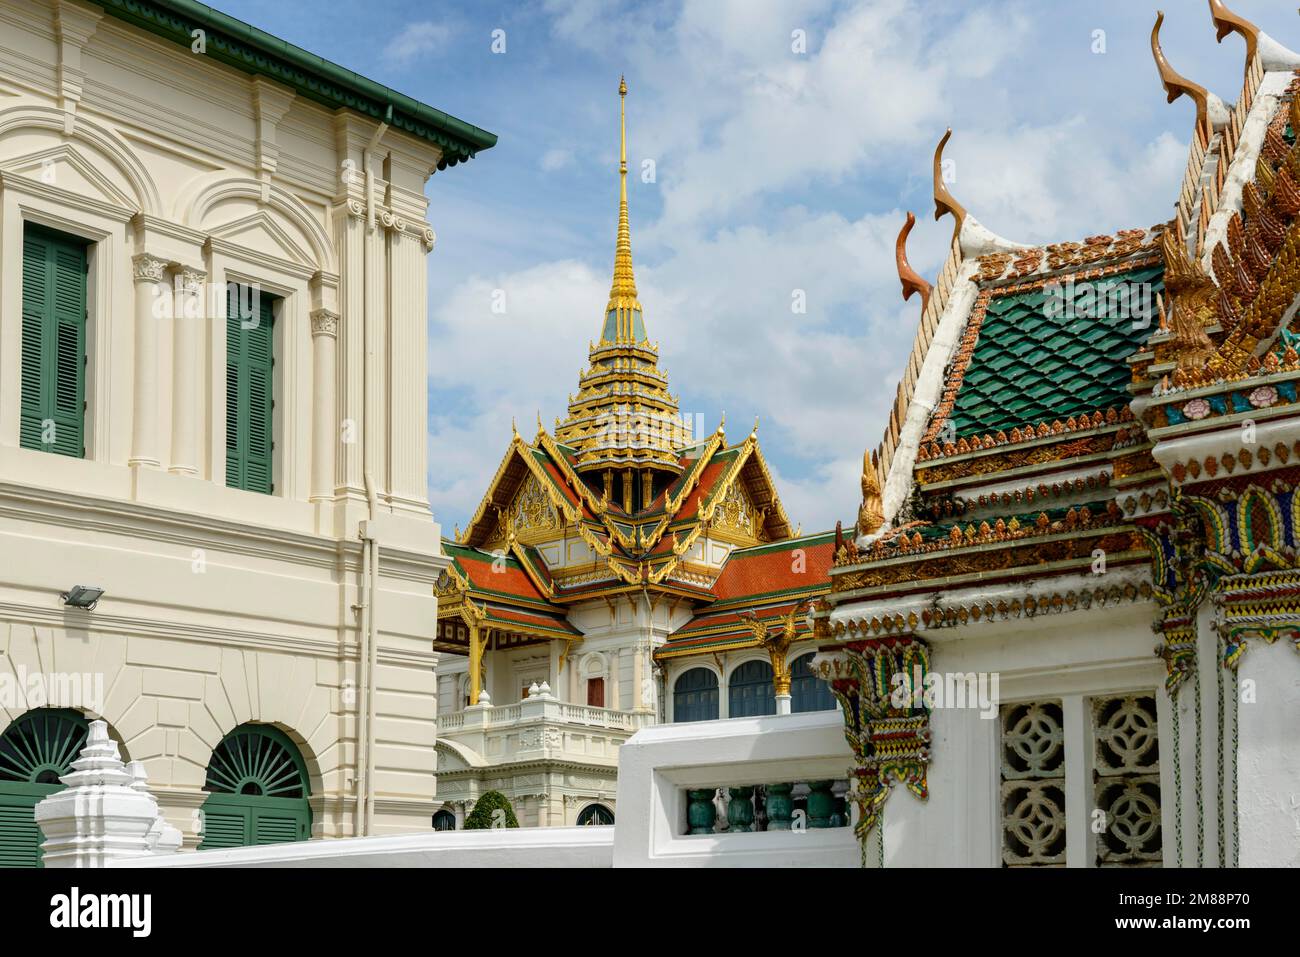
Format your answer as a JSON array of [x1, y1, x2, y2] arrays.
[[95, 0, 497, 169]]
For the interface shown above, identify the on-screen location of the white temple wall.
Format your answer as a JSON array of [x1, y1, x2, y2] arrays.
[[882, 602, 1165, 866], [1236, 636, 1300, 867]]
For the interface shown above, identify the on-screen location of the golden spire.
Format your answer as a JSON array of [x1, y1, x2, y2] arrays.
[[554, 76, 682, 479], [604, 75, 643, 342]]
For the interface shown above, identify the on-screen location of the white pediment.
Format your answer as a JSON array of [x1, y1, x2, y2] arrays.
[[204, 208, 315, 267], [4, 143, 136, 210]]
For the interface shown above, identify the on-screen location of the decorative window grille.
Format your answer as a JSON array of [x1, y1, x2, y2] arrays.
[[1001, 701, 1066, 867], [1092, 694, 1162, 866]]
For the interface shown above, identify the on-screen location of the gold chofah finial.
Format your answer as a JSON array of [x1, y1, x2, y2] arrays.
[[896, 211, 933, 316], [932, 129, 967, 241], [1208, 0, 1259, 79], [512, 417, 519, 438], [857, 448, 885, 537], [1152, 11, 1211, 139]]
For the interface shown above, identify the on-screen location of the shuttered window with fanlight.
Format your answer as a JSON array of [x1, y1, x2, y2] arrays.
[[198, 724, 311, 849], [0, 709, 90, 868], [225, 286, 275, 493], [20, 225, 87, 457]]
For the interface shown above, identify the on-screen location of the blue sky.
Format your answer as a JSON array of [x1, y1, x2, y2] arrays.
[[214, 0, 1289, 534]]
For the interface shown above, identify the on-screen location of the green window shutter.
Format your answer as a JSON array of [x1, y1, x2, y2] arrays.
[[253, 809, 306, 845], [0, 799, 43, 868], [20, 227, 86, 457], [225, 287, 275, 493], [198, 807, 249, 849]]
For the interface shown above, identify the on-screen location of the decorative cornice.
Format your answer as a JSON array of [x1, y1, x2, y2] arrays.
[[95, 0, 496, 168]]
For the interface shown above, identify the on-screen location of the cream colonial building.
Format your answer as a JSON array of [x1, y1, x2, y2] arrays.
[[0, 0, 494, 864]]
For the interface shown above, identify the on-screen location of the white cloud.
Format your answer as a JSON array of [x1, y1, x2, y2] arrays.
[[384, 22, 451, 65], [540, 148, 575, 172]]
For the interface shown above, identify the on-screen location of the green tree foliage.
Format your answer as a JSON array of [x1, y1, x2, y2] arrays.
[[464, 790, 520, 829]]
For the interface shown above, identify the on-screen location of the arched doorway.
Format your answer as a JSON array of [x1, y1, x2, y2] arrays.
[[199, 724, 311, 848], [432, 809, 457, 830], [0, 708, 90, 867], [576, 803, 614, 826], [672, 668, 719, 722], [790, 653, 836, 713], [728, 660, 776, 717]]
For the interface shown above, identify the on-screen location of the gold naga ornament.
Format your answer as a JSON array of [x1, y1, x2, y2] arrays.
[[1160, 229, 1218, 381], [739, 599, 811, 697], [857, 448, 885, 537]]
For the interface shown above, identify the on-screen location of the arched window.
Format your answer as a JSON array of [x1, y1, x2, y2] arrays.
[[790, 653, 836, 713], [200, 724, 311, 849], [432, 809, 457, 831], [672, 668, 719, 722], [728, 660, 776, 717], [576, 803, 614, 826], [0, 709, 89, 868]]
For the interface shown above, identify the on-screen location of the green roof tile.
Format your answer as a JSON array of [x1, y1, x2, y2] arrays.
[[947, 264, 1162, 437]]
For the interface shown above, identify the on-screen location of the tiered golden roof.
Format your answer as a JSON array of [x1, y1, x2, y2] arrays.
[[555, 78, 686, 478]]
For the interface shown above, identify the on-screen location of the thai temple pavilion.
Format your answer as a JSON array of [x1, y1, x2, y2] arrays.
[[812, 0, 1300, 867], [431, 80, 838, 828]]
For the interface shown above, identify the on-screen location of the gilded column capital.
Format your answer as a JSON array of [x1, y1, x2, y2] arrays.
[[131, 253, 168, 283], [310, 308, 340, 338]]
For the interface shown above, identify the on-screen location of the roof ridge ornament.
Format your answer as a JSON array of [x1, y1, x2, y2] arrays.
[[1208, 0, 1259, 78], [896, 211, 932, 316], [1152, 11, 1211, 140], [857, 449, 885, 537], [932, 128, 967, 241]]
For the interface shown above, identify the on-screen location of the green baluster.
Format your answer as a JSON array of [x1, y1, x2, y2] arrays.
[[687, 789, 718, 834], [807, 780, 835, 828], [726, 786, 755, 832], [765, 783, 793, 830], [830, 795, 847, 828]]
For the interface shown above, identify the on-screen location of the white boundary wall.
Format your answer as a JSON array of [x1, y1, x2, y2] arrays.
[[99, 711, 858, 867]]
